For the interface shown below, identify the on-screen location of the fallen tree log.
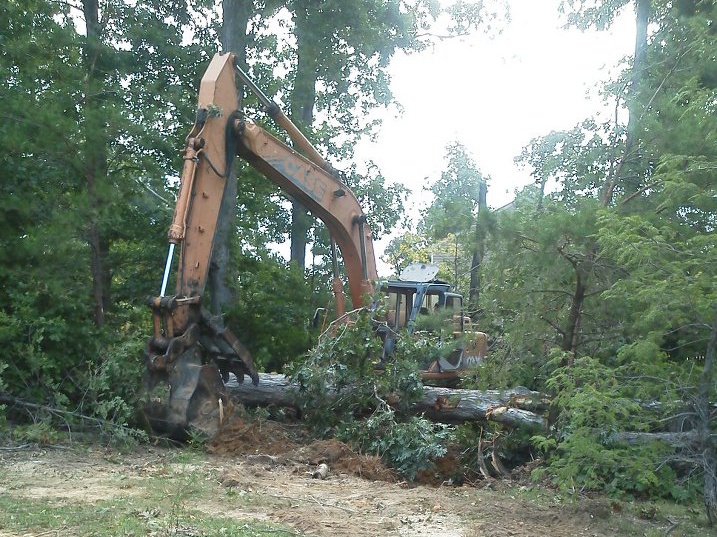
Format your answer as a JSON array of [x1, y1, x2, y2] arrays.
[[419, 385, 548, 431], [226, 373, 549, 432]]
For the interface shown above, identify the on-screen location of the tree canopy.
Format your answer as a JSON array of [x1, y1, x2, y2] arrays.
[[1, 0, 716, 521]]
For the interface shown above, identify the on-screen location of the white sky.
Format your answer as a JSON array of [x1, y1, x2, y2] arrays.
[[357, 0, 636, 217]]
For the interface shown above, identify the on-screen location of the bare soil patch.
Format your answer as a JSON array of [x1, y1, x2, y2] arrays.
[[210, 416, 397, 483]]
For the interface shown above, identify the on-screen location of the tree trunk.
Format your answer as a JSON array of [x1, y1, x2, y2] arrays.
[[222, 0, 250, 53], [290, 203, 311, 269], [226, 372, 549, 432], [606, 430, 706, 449], [87, 220, 109, 326], [83, 0, 108, 328], [87, 213, 103, 325], [562, 266, 586, 358], [469, 247, 480, 316], [601, 0, 650, 206], [468, 181, 487, 316], [699, 318, 717, 525], [555, 242, 590, 364], [289, 1, 320, 269]]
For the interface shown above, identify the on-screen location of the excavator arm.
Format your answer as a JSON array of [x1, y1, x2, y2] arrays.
[[143, 53, 377, 438], [236, 120, 377, 299]]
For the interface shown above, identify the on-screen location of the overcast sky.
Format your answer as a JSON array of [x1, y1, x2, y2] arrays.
[[357, 1, 636, 218]]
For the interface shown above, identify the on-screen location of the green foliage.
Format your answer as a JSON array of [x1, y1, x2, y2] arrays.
[[305, 163, 411, 298], [559, 0, 632, 31], [480, 193, 621, 372], [0, 279, 99, 405], [339, 408, 453, 480], [274, 1, 499, 266], [287, 310, 394, 432], [227, 254, 317, 372], [287, 310, 456, 479], [534, 427, 682, 499], [496, 2, 717, 512], [0, 0, 206, 439], [407, 310, 465, 368], [423, 142, 486, 238], [381, 232, 430, 277], [546, 354, 646, 433], [420, 142, 491, 296], [0, 0, 714, 514], [598, 210, 717, 364], [463, 346, 546, 391], [279, 0, 497, 149], [0, 361, 6, 428], [80, 312, 147, 429], [533, 352, 689, 499], [516, 119, 620, 203], [11, 421, 61, 446], [413, 307, 454, 334], [343, 163, 410, 240]]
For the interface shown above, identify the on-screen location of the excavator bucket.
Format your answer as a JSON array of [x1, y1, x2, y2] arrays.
[[142, 302, 258, 439], [142, 343, 230, 439]]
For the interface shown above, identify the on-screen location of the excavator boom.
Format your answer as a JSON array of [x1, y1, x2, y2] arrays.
[[143, 53, 377, 438]]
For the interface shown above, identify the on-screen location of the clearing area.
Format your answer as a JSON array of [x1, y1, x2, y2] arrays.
[[0, 418, 708, 536]]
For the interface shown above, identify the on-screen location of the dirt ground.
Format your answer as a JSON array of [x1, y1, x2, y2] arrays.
[[0, 417, 701, 536]]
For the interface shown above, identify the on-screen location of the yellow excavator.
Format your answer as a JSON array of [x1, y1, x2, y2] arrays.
[[143, 53, 486, 438]]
